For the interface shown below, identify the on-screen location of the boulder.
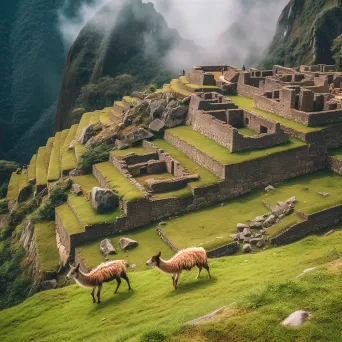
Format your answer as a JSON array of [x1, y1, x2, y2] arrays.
[[124, 128, 153, 145], [263, 215, 276, 228], [41, 280, 57, 291], [69, 168, 85, 177], [182, 96, 191, 105], [68, 139, 76, 150], [250, 221, 263, 229], [149, 99, 166, 119], [164, 106, 188, 128], [237, 223, 249, 232], [250, 238, 262, 245], [243, 227, 252, 237], [286, 196, 296, 205], [119, 237, 138, 250], [131, 91, 146, 100], [265, 185, 275, 192], [324, 229, 336, 236], [72, 184, 83, 196], [243, 244, 253, 254], [318, 192, 329, 198], [90, 187, 119, 214], [281, 310, 311, 327], [78, 124, 96, 145], [115, 139, 130, 150], [100, 239, 117, 256], [149, 119, 166, 133], [257, 238, 266, 248]]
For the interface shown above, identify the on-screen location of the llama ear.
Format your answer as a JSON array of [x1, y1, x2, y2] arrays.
[[157, 252, 161, 257], [76, 263, 80, 271]]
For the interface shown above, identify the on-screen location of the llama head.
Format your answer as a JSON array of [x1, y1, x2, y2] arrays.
[[146, 252, 161, 267], [66, 263, 80, 280]]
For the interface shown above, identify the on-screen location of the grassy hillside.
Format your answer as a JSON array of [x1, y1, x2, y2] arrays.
[[1, 228, 342, 341]]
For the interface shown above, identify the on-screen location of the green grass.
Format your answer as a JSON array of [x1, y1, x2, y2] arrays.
[[167, 126, 306, 165], [77, 224, 174, 270], [2, 230, 342, 341], [36, 147, 47, 186], [27, 154, 37, 181], [76, 112, 92, 137], [161, 170, 342, 251], [99, 108, 113, 126], [68, 194, 121, 227], [123, 96, 140, 105], [93, 162, 144, 201], [6, 172, 20, 201], [114, 101, 125, 108], [35, 222, 60, 271], [47, 132, 62, 182], [110, 146, 153, 157], [238, 127, 258, 136], [88, 112, 100, 126], [72, 175, 100, 195], [170, 79, 192, 96], [153, 139, 220, 187], [75, 143, 86, 163], [45, 138, 54, 169], [18, 171, 28, 191], [55, 204, 84, 235], [61, 125, 78, 172], [329, 147, 342, 160], [229, 95, 325, 134]]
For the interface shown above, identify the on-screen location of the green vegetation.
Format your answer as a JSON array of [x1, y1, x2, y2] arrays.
[[153, 139, 220, 187], [36, 147, 47, 186], [72, 175, 99, 195], [68, 194, 121, 227], [2, 230, 342, 341], [35, 181, 71, 222], [35, 222, 60, 271], [88, 112, 100, 126], [78, 225, 174, 270], [0, 199, 8, 214], [93, 162, 144, 201], [61, 124, 78, 172], [160, 170, 342, 251], [47, 132, 62, 182], [0, 160, 19, 197], [238, 127, 258, 136], [167, 126, 306, 165], [76, 75, 137, 112], [328, 147, 342, 160], [44, 137, 54, 169], [27, 154, 36, 182], [170, 79, 192, 96], [79, 143, 113, 173], [6, 172, 20, 201], [111, 146, 153, 157], [18, 171, 28, 192], [99, 108, 113, 126], [230, 96, 323, 133], [332, 34, 342, 70], [55, 204, 83, 235]]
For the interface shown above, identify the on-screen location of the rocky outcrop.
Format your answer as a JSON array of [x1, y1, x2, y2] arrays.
[[260, 0, 342, 68], [100, 239, 117, 256], [90, 187, 119, 214], [281, 310, 312, 327], [119, 237, 138, 250]]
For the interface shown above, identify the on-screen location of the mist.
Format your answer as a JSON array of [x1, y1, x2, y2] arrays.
[[57, 0, 289, 69]]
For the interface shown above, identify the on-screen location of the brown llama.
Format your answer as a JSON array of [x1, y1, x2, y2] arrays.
[[66, 260, 131, 303], [146, 247, 211, 289]]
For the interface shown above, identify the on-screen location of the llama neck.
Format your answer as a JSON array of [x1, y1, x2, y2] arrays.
[[75, 270, 95, 287], [158, 258, 177, 274]]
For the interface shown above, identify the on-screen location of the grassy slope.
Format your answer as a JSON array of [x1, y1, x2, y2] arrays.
[[55, 204, 84, 235], [72, 175, 100, 195], [35, 222, 60, 271], [47, 132, 62, 182], [167, 126, 306, 165], [61, 124, 78, 172], [1, 230, 342, 341], [36, 147, 47, 186], [6, 172, 20, 201], [27, 154, 37, 181], [44, 138, 54, 170]]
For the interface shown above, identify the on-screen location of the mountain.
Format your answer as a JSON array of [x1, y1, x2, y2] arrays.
[[260, 0, 342, 68], [55, 0, 199, 131]]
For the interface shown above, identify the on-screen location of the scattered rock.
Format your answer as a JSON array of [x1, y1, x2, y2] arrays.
[[100, 239, 117, 256], [229, 234, 238, 240], [149, 119, 166, 133], [286, 196, 296, 205], [318, 192, 329, 198], [263, 215, 276, 228], [281, 310, 312, 327], [119, 237, 138, 250], [250, 238, 262, 245], [160, 221, 166, 226], [115, 139, 130, 150], [90, 187, 119, 214], [131, 264, 137, 271], [237, 223, 249, 232], [131, 91, 146, 100], [72, 184, 83, 196], [250, 221, 263, 229], [256, 238, 266, 248], [243, 244, 253, 254], [325, 229, 336, 236], [69, 168, 85, 177], [124, 128, 153, 144], [41, 280, 57, 291], [181, 96, 191, 105], [164, 106, 188, 128], [265, 185, 275, 192], [78, 124, 97, 144], [149, 99, 166, 119], [68, 139, 76, 150], [243, 227, 252, 237]]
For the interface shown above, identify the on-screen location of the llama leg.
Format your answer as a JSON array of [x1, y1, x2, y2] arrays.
[[121, 273, 131, 290], [114, 276, 122, 294], [203, 264, 211, 278], [172, 274, 176, 288], [97, 284, 102, 304], [91, 286, 96, 303], [195, 266, 202, 280], [174, 273, 181, 290]]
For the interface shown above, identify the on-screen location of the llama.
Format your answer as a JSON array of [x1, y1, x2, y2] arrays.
[[146, 247, 211, 289], [66, 260, 131, 303]]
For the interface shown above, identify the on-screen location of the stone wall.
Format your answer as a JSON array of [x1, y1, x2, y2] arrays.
[[327, 156, 342, 175], [207, 241, 240, 258], [270, 205, 342, 245]]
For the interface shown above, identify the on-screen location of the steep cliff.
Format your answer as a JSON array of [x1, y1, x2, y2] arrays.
[[55, 0, 198, 131], [260, 0, 342, 68]]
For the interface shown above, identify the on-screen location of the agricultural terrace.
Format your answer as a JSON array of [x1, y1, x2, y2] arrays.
[[166, 126, 306, 166]]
